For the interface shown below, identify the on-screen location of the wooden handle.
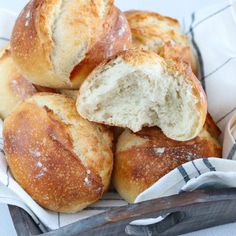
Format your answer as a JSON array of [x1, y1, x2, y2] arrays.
[[9, 188, 236, 236]]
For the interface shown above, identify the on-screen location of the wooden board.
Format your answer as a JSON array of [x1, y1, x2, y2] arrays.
[[9, 188, 236, 236]]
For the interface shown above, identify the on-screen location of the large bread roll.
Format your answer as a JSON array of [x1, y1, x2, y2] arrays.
[[77, 49, 207, 141], [3, 93, 113, 213], [113, 114, 222, 203], [125, 11, 198, 75], [11, 0, 132, 89]]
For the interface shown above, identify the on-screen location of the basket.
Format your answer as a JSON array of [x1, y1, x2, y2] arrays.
[[9, 188, 236, 236]]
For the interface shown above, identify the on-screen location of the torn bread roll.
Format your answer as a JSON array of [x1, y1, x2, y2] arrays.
[[11, 0, 132, 89], [113, 114, 222, 203], [3, 93, 113, 213], [77, 49, 207, 141], [125, 11, 198, 75], [0, 46, 55, 119]]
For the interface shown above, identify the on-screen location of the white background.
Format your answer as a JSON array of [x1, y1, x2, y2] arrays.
[[1, 0, 236, 236]]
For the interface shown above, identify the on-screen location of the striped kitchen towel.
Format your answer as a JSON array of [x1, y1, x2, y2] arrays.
[[1, 0, 236, 231], [183, 0, 236, 131]]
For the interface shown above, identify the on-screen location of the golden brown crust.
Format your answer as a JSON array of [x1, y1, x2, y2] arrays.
[[3, 93, 113, 212], [113, 124, 222, 203], [11, 1, 131, 89], [125, 10, 198, 75], [205, 113, 221, 138]]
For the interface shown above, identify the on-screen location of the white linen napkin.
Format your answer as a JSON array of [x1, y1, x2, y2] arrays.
[[1, 0, 236, 231]]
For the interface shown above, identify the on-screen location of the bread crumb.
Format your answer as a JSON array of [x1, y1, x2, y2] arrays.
[[25, 10, 30, 19], [43, 195, 49, 201], [36, 162, 43, 168], [29, 149, 41, 157], [153, 147, 165, 154], [35, 167, 47, 179], [84, 176, 90, 185], [25, 9, 31, 27], [118, 15, 127, 37], [35, 172, 45, 178], [95, 187, 102, 192], [118, 26, 126, 37]]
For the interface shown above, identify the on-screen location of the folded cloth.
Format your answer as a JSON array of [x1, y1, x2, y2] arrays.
[[184, 0, 236, 131], [223, 112, 236, 160], [1, 0, 236, 231]]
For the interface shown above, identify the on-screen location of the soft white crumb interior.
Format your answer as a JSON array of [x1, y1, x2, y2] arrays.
[[78, 59, 200, 140]]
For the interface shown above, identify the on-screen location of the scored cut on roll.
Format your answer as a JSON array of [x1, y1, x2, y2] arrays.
[[125, 10, 198, 75], [3, 93, 113, 213], [77, 49, 207, 141], [11, 0, 132, 89], [113, 114, 222, 203]]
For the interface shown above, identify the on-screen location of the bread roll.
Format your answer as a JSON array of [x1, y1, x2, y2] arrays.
[[0, 46, 56, 119], [0, 46, 37, 119], [11, 0, 132, 89], [77, 49, 207, 141], [125, 11, 198, 75], [113, 115, 222, 203], [3, 93, 113, 213]]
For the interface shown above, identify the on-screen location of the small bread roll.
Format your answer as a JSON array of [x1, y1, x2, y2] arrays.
[[113, 115, 222, 203], [3, 93, 113, 213], [0, 46, 56, 119], [0, 46, 37, 119], [125, 11, 198, 75], [77, 49, 207, 141], [11, 0, 132, 89]]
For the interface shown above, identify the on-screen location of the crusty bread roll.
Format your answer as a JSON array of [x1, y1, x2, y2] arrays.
[[125, 11, 198, 75], [11, 0, 132, 89], [77, 49, 207, 141], [0, 46, 56, 119], [0, 46, 37, 119], [3, 93, 113, 213], [113, 115, 222, 203]]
